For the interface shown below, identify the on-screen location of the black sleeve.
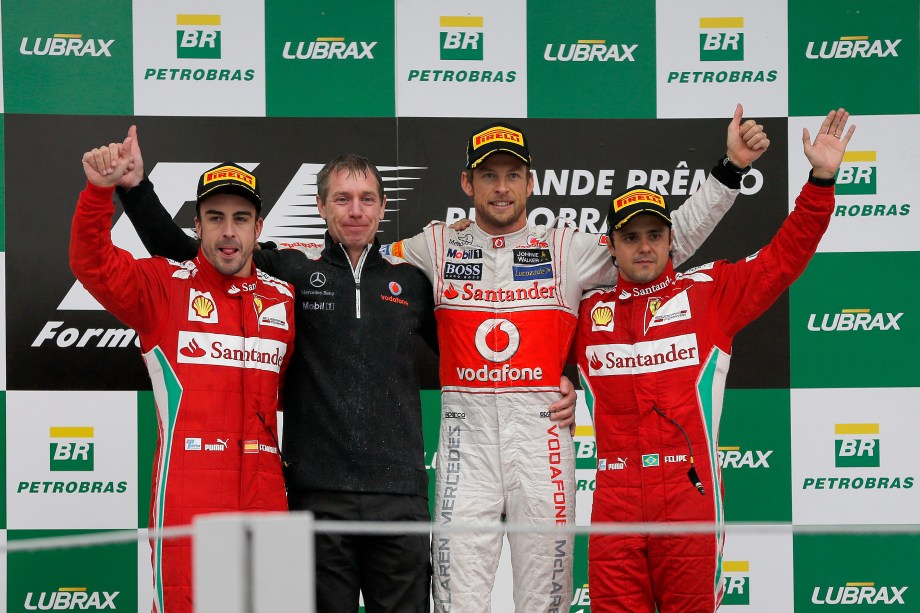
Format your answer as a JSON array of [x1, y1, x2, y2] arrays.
[[117, 178, 199, 261], [418, 276, 439, 356], [252, 246, 282, 277]]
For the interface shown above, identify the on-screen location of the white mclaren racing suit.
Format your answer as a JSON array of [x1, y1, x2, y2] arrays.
[[387, 174, 738, 612]]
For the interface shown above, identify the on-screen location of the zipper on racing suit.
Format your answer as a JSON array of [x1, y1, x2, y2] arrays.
[[341, 243, 371, 319]]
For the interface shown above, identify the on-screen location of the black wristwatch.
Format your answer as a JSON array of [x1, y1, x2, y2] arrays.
[[720, 155, 752, 176]]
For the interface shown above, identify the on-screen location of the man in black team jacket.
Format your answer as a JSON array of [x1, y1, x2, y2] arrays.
[[105, 126, 576, 613], [117, 145, 437, 612]]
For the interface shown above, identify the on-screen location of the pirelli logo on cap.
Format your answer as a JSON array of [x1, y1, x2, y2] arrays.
[[473, 127, 524, 150], [613, 189, 665, 212], [203, 166, 256, 189]]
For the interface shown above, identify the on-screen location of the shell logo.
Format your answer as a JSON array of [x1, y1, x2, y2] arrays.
[[591, 305, 613, 327], [192, 295, 215, 319]]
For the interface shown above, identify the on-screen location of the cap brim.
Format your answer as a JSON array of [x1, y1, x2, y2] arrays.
[[197, 183, 261, 211], [469, 148, 531, 169], [613, 209, 672, 230]]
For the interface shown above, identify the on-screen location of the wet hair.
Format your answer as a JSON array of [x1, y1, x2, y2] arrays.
[[315, 154, 384, 202]]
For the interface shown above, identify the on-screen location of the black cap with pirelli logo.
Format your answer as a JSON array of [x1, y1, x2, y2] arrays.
[[465, 122, 532, 169], [196, 162, 261, 213]]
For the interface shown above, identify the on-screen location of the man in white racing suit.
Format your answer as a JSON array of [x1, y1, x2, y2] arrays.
[[385, 106, 770, 612]]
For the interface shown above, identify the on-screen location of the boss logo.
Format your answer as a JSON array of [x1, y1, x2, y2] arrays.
[[444, 262, 483, 281]]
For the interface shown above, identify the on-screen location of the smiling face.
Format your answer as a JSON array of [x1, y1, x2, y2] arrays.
[[316, 167, 386, 265], [461, 153, 533, 235], [608, 214, 673, 284], [194, 194, 262, 278]]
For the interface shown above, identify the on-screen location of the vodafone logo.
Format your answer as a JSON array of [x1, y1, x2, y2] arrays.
[[474, 318, 520, 363]]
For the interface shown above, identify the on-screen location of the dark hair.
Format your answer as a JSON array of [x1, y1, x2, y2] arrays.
[[315, 154, 384, 202]]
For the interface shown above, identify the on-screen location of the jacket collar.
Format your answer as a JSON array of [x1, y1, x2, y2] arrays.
[[193, 248, 260, 297], [322, 231, 382, 267], [616, 260, 675, 302]]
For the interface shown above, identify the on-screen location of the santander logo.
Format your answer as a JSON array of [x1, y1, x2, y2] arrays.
[[179, 338, 206, 358]]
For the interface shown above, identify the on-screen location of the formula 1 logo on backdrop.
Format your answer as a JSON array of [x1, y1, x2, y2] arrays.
[[32, 162, 425, 350]]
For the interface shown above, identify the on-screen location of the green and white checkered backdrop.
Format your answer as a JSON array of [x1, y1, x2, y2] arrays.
[[1, 0, 918, 610]]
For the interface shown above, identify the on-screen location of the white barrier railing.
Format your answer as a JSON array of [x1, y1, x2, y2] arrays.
[[3, 516, 919, 613]]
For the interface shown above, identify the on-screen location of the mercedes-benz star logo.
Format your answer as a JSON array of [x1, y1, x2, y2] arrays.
[[310, 272, 326, 288]]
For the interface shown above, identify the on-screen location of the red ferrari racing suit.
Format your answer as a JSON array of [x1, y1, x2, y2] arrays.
[[573, 179, 833, 613], [70, 182, 294, 613], [388, 173, 738, 612]]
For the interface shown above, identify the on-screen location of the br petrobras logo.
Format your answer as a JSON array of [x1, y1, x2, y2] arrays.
[[144, 15, 255, 82], [474, 318, 520, 363], [721, 560, 750, 605], [834, 423, 879, 468], [805, 36, 901, 60], [19, 33, 114, 57], [282, 37, 377, 60], [806, 308, 903, 332], [543, 38, 638, 62], [666, 15, 777, 86], [836, 150, 876, 196], [699, 17, 744, 61], [440, 15, 483, 60], [50, 427, 94, 472], [811, 581, 908, 606], [176, 14, 221, 59], [833, 148, 910, 220], [801, 421, 914, 491]]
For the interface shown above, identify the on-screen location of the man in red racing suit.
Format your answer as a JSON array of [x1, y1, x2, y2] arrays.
[[572, 110, 853, 613], [386, 105, 770, 613], [71, 137, 294, 613]]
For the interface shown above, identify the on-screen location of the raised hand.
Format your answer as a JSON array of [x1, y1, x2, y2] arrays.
[[82, 135, 133, 188], [726, 103, 770, 168], [116, 125, 144, 189], [803, 109, 855, 179]]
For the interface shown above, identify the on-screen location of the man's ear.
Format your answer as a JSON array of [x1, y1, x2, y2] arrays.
[[460, 171, 474, 197]]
